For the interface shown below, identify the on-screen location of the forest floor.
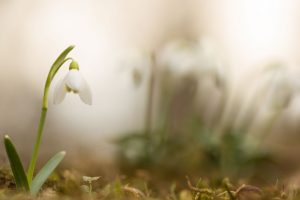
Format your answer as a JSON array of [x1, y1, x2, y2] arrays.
[[0, 167, 298, 200]]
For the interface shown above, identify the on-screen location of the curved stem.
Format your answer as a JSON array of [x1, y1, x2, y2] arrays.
[[27, 45, 75, 185], [42, 57, 73, 109]]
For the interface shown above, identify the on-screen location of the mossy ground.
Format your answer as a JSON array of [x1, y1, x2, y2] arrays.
[[0, 167, 299, 200]]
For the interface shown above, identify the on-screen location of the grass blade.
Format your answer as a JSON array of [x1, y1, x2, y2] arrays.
[[3, 135, 29, 191], [30, 151, 66, 195]]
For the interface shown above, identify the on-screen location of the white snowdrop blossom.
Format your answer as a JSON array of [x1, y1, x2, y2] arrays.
[[54, 61, 92, 105], [259, 63, 295, 110], [157, 37, 225, 86], [118, 48, 152, 87]]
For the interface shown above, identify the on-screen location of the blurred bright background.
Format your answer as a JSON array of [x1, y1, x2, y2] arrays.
[[1, 0, 300, 182]]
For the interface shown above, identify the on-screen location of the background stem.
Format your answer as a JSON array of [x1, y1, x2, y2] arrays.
[[144, 54, 156, 136]]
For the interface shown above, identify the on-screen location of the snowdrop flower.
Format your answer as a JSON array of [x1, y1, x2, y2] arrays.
[[157, 37, 225, 87], [54, 60, 92, 105], [157, 39, 200, 75], [118, 48, 151, 88], [259, 63, 295, 110], [4, 46, 94, 194]]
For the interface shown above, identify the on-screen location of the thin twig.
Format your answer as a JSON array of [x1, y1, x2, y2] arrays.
[[185, 176, 213, 195], [224, 183, 236, 200], [235, 184, 263, 197], [123, 184, 146, 198]]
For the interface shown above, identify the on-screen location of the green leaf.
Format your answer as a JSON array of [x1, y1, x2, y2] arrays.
[[50, 45, 75, 80], [30, 151, 66, 195], [3, 135, 29, 191]]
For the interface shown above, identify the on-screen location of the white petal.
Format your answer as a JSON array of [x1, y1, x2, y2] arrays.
[[78, 78, 92, 105], [53, 76, 67, 104], [65, 70, 84, 92]]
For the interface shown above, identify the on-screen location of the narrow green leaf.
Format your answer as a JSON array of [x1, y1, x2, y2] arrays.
[[50, 45, 75, 80], [30, 151, 66, 195], [52, 45, 74, 69], [3, 135, 29, 191]]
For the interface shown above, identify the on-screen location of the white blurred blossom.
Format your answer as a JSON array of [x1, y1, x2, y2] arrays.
[[157, 37, 225, 86]]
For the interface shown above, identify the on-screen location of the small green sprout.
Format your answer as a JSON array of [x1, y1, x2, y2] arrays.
[[3, 45, 92, 195], [82, 176, 100, 193]]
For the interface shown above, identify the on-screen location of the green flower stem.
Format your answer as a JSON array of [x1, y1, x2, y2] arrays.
[[27, 108, 47, 185], [27, 46, 75, 185]]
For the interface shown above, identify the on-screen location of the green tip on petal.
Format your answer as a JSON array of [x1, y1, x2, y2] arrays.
[[69, 60, 80, 70]]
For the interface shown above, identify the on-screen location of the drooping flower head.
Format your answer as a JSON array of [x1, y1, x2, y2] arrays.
[[157, 37, 226, 87], [54, 60, 92, 105]]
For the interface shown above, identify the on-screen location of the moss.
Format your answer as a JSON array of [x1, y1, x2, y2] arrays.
[[0, 167, 299, 200]]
